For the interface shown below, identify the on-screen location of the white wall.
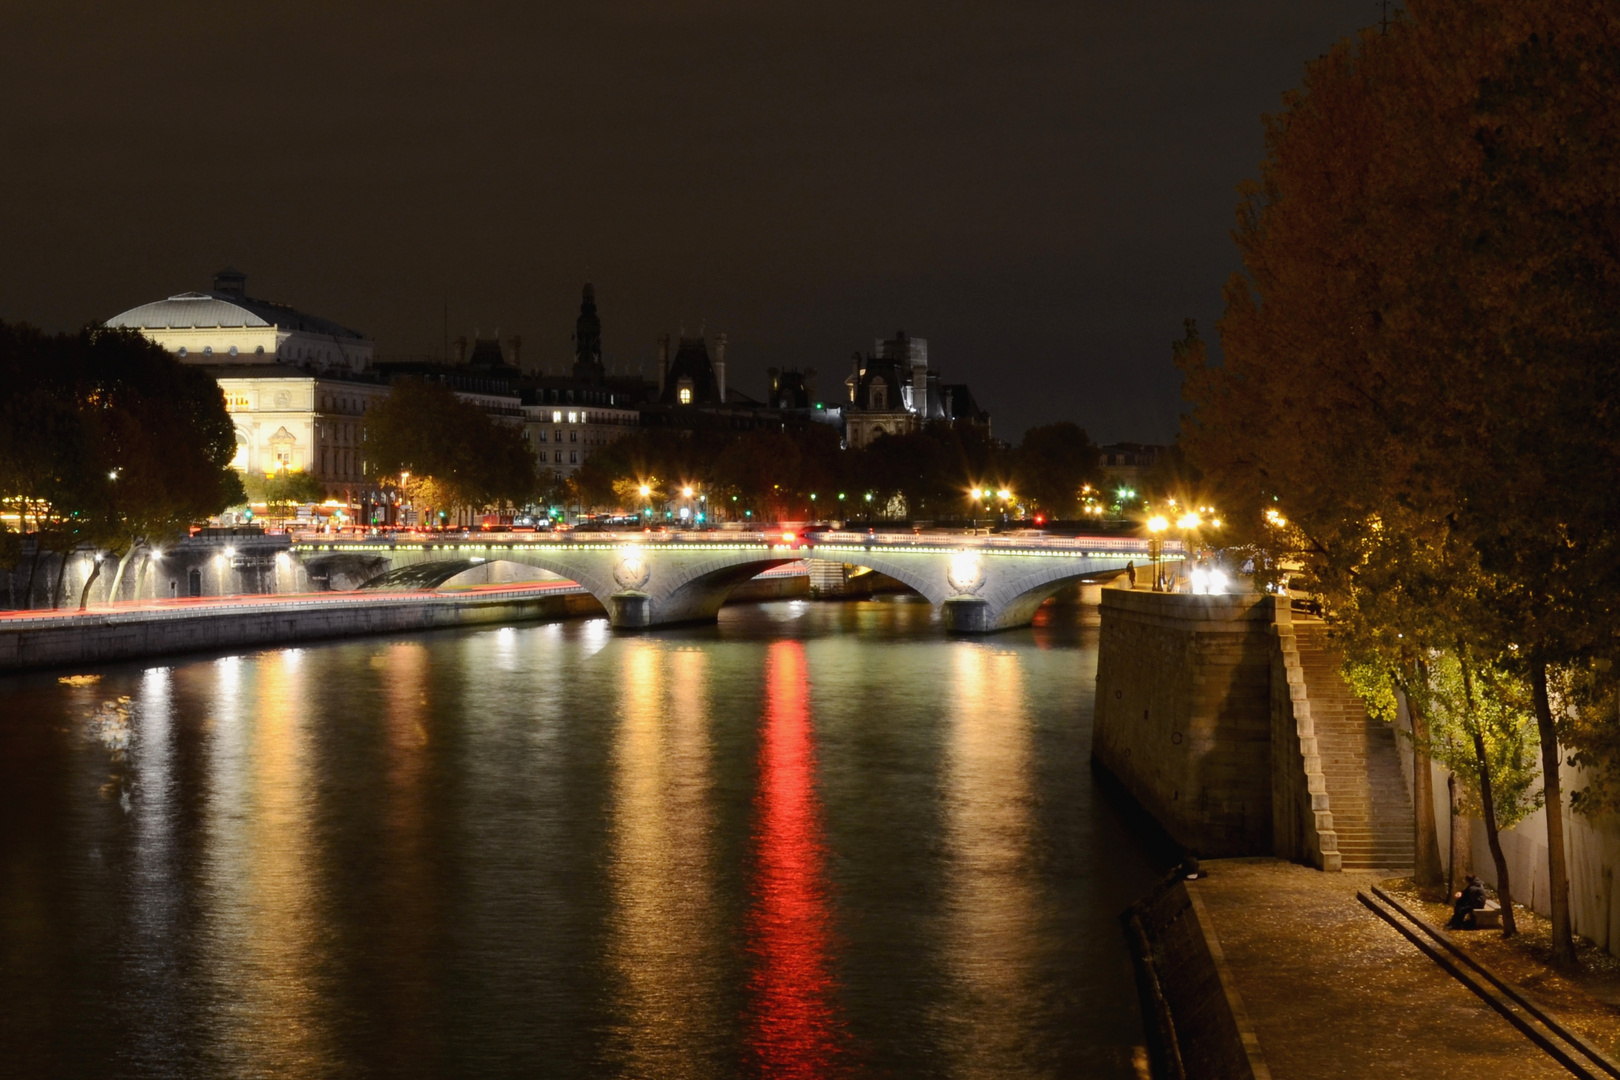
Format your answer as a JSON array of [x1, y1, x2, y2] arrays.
[[1401, 714, 1620, 953]]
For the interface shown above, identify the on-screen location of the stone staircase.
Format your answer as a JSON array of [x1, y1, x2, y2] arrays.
[[1292, 621, 1415, 871]]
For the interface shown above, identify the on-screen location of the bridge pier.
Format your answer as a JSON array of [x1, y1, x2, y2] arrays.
[[608, 592, 652, 629], [941, 596, 992, 633]]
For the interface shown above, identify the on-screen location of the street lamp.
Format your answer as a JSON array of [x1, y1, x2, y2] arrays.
[[1147, 515, 1169, 591]]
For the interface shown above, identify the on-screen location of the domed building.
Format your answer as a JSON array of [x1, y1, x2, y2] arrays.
[[105, 270, 388, 516], [105, 268, 373, 372]]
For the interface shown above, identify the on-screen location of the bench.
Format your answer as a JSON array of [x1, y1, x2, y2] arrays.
[[1471, 900, 1502, 930]]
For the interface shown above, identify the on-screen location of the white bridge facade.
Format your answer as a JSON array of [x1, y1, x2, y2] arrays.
[[293, 531, 1181, 633]]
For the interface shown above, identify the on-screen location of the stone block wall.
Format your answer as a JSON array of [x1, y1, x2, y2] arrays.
[[1269, 610, 1339, 871], [1093, 591, 1276, 856]]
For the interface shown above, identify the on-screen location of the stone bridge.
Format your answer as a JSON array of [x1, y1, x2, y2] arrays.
[[293, 531, 1181, 633]]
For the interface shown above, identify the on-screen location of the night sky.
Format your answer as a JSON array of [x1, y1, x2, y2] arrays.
[[2, 2, 1369, 443]]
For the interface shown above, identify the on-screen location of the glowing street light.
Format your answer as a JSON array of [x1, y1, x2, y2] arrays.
[[1147, 515, 1169, 591], [639, 484, 651, 498]]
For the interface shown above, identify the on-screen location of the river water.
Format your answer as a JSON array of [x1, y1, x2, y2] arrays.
[[0, 598, 1168, 1078]]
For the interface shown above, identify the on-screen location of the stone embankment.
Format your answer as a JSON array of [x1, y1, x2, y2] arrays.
[[0, 587, 604, 673], [1093, 590, 1412, 873]]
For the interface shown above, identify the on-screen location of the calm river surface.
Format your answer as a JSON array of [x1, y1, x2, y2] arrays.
[[0, 598, 1168, 1078]]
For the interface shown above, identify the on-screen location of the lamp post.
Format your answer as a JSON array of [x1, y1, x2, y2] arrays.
[[1147, 515, 1168, 591], [1175, 511, 1202, 592]]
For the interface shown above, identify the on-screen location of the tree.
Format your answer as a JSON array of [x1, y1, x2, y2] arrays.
[[0, 323, 242, 609], [242, 469, 326, 518], [364, 378, 537, 521], [1410, 650, 1544, 936], [1012, 423, 1097, 519], [1178, 1, 1620, 960]]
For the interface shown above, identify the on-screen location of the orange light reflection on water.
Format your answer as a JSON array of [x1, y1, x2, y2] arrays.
[[745, 640, 843, 1076]]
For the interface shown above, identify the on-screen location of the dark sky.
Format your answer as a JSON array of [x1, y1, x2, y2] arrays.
[[1, 1, 1369, 444]]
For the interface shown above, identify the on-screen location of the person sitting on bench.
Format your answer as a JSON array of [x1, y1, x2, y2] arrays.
[[1448, 875, 1487, 929]]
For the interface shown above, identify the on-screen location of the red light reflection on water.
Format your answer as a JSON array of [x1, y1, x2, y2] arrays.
[[745, 640, 843, 1076]]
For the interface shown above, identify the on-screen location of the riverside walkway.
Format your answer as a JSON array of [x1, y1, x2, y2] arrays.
[[0, 581, 598, 673], [1191, 859, 1580, 1078]]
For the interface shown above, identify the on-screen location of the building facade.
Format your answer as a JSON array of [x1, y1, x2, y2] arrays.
[[215, 368, 390, 489], [841, 330, 990, 448]]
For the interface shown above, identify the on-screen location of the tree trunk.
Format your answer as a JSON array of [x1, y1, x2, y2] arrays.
[[1404, 685, 1444, 886], [51, 546, 70, 609], [1461, 649, 1517, 936], [105, 542, 139, 606], [1531, 663, 1576, 964], [77, 553, 104, 611], [1447, 773, 1474, 895]]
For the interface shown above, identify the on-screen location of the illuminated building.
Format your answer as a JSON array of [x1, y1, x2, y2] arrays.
[[841, 331, 990, 449], [105, 268, 373, 372], [106, 270, 388, 505]]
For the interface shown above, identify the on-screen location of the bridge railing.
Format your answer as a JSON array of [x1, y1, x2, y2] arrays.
[[290, 529, 1184, 555]]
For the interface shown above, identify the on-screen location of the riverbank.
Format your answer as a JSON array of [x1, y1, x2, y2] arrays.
[[0, 584, 603, 673], [0, 570, 817, 674], [1136, 858, 1605, 1078]]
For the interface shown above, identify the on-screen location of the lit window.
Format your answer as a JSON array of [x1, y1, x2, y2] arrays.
[[568, 411, 578, 423], [679, 388, 692, 404], [552, 410, 562, 422]]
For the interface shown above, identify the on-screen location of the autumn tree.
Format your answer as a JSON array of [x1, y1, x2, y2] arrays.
[[364, 378, 537, 520], [1179, 1, 1620, 959]]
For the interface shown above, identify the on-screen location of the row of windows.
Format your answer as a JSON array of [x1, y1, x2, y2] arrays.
[[178, 345, 263, 358], [321, 394, 373, 414], [539, 409, 636, 426], [550, 450, 579, 464]]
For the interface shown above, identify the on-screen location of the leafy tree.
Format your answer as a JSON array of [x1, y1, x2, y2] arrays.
[[1179, 1, 1620, 958], [364, 378, 537, 521], [1012, 423, 1097, 518], [0, 323, 241, 609], [1409, 651, 1544, 935], [242, 469, 327, 518]]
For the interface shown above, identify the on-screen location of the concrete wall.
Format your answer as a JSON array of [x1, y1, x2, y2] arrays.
[[1093, 591, 1277, 857], [0, 590, 605, 673], [3, 533, 300, 610]]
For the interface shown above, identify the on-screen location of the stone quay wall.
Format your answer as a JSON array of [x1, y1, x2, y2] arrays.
[[0, 590, 606, 673], [1093, 591, 1279, 857]]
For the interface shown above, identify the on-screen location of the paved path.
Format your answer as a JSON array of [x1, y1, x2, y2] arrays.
[[1193, 858, 1572, 1078]]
